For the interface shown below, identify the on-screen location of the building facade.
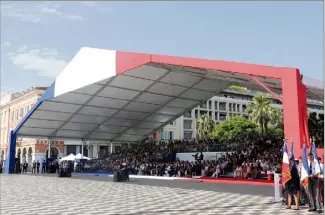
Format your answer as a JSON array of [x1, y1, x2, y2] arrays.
[[0, 87, 64, 163], [158, 89, 324, 140]]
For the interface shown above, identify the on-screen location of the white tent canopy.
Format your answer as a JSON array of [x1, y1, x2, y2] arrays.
[[60, 153, 76, 161], [75, 153, 91, 160]]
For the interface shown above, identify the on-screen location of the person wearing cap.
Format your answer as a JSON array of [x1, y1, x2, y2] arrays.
[[307, 152, 322, 213]]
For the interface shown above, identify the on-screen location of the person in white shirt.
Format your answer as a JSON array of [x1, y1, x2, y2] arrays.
[[307, 153, 322, 213]]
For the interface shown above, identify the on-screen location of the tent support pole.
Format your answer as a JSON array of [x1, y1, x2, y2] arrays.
[[48, 138, 52, 159], [110, 142, 113, 154], [81, 140, 85, 156], [249, 75, 283, 103]]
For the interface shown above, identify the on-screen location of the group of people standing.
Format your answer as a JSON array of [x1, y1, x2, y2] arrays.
[[15, 160, 48, 174], [286, 152, 323, 213]]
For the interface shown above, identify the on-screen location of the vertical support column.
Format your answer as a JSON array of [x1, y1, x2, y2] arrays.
[[180, 116, 184, 139], [81, 140, 84, 156], [48, 138, 52, 158], [110, 142, 113, 154], [4, 131, 17, 174], [64, 145, 67, 156], [281, 70, 306, 156]]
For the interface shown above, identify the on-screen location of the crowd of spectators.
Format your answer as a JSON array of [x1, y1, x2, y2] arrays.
[[75, 137, 283, 180]]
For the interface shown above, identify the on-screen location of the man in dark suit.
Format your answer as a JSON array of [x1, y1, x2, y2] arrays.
[[36, 161, 40, 173], [41, 161, 46, 173], [23, 162, 28, 174], [32, 161, 36, 174], [307, 153, 322, 213]]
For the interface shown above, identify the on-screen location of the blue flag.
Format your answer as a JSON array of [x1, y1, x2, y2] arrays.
[[290, 142, 297, 169]]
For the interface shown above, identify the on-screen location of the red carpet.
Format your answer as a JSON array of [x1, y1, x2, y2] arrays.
[[177, 177, 280, 187]]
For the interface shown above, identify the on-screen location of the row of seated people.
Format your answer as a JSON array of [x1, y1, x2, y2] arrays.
[[75, 137, 283, 179]]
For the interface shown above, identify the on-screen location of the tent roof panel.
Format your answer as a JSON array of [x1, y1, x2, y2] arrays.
[[97, 86, 139, 100], [39, 101, 81, 113], [60, 122, 99, 131], [14, 47, 323, 141], [78, 106, 118, 117], [104, 118, 139, 127]]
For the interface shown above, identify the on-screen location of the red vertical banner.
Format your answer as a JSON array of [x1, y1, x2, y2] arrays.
[[298, 83, 310, 148]]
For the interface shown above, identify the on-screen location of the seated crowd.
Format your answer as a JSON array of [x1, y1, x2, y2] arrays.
[[75, 137, 283, 180]]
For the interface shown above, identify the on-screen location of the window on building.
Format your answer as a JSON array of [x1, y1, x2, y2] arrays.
[[184, 131, 192, 140], [169, 121, 175, 126], [194, 110, 198, 118], [10, 112, 14, 122], [184, 111, 191, 118], [24, 106, 29, 115], [14, 110, 18, 121], [228, 103, 232, 112], [208, 100, 212, 109], [242, 105, 247, 112], [214, 101, 218, 110], [159, 131, 174, 140], [219, 103, 226, 110], [199, 102, 207, 109], [219, 113, 227, 121], [199, 110, 207, 116], [215, 112, 218, 120], [183, 120, 192, 129], [19, 108, 24, 118]]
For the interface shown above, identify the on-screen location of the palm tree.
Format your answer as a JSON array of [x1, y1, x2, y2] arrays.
[[196, 114, 215, 139], [246, 93, 282, 134]]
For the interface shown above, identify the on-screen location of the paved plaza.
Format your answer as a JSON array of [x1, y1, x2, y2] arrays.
[[0, 175, 309, 215]]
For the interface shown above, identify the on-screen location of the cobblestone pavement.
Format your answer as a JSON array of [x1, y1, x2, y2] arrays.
[[0, 175, 309, 215]]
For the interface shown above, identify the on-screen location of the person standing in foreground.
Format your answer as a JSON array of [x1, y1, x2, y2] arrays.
[[286, 158, 300, 210], [307, 152, 322, 213]]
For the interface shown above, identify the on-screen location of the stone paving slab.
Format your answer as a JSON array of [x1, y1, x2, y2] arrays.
[[0, 175, 308, 215]]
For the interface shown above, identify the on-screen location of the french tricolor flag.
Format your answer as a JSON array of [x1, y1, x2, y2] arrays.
[[301, 144, 310, 188], [282, 140, 290, 186]]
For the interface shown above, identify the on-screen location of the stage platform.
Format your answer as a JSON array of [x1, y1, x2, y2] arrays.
[[72, 172, 276, 186]]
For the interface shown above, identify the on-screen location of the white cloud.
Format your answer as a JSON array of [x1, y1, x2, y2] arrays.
[[1, 41, 11, 47], [1, 2, 85, 23], [6, 46, 68, 78]]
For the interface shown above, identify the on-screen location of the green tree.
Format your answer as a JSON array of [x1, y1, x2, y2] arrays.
[[308, 112, 324, 144], [211, 116, 258, 141], [196, 114, 215, 139], [246, 93, 282, 134], [267, 125, 284, 137]]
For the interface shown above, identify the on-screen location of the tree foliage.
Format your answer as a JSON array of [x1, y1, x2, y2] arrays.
[[211, 116, 258, 141], [308, 112, 324, 145], [246, 93, 282, 134], [196, 114, 215, 139], [228, 85, 247, 92]]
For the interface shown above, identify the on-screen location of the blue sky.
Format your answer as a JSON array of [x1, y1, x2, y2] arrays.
[[0, 1, 323, 94]]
